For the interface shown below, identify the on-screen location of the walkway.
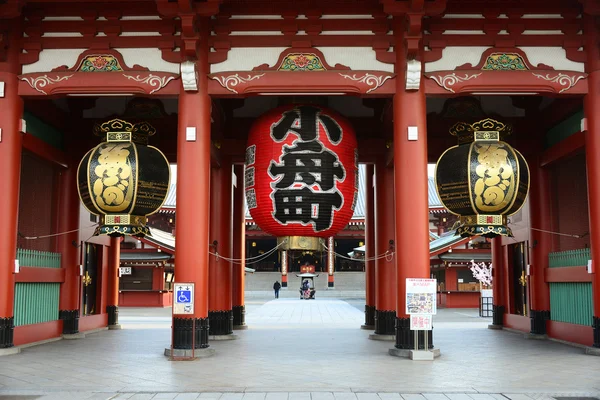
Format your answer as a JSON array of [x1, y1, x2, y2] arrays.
[[0, 299, 599, 400]]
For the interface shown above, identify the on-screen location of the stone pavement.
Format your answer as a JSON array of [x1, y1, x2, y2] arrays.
[[0, 299, 599, 400]]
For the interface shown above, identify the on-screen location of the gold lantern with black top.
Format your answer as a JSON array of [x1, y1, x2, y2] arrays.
[[77, 119, 170, 237], [435, 118, 529, 238]]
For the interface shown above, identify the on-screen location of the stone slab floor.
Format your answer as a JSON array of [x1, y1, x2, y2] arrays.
[[0, 299, 599, 400]]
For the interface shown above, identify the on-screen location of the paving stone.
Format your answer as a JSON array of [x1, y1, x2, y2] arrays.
[[311, 393, 335, 400], [422, 395, 449, 400], [402, 395, 427, 400], [467, 395, 497, 400], [356, 394, 380, 400], [288, 392, 311, 400], [198, 393, 224, 399], [174, 394, 202, 400], [151, 394, 179, 400], [265, 393, 289, 400], [333, 393, 358, 400]]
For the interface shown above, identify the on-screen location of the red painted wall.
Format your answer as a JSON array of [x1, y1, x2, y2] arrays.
[[13, 320, 62, 346], [79, 313, 108, 332], [504, 313, 530, 332], [119, 291, 172, 307], [550, 153, 590, 251], [443, 292, 480, 308], [547, 320, 594, 347]]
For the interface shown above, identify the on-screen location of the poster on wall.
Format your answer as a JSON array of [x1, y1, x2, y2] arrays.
[[406, 278, 437, 315]]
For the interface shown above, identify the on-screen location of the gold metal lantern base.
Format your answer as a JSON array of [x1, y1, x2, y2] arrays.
[[277, 236, 322, 251]]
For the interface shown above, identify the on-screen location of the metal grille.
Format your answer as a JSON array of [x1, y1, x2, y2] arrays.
[[480, 296, 493, 317]]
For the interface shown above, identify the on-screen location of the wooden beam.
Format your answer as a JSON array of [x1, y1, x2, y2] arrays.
[[22, 133, 69, 168], [15, 267, 65, 283], [545, 266, 592, 283], [540, 131, 585, 167]]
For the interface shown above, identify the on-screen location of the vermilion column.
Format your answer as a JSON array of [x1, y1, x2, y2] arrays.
[[363, 164, 376, 328], [393, 50, 431, 349], [208, 159, 234, 336], [490, 237, 505, 328], [173, 51, 212, 349], [106, 236, 121, 329], [528, 157, 551, 335], [327, 237, 335, 288], [584, 14, 600, 348], [373, 161, 396, 336], [0, 22, 23, 349], [57, 163, 82, 334], [232, 164, 247, 329]]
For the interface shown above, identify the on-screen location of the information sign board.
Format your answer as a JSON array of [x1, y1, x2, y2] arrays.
[[406, 278, 437, 315], [173, 283, 194, 315]]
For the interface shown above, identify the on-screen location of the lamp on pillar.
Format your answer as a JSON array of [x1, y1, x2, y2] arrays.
[[435, 118, 530, 238], [77, 119, 170, 237], [244, 104, 358, 284]]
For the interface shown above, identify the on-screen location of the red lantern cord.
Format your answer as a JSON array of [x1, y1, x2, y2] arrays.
[[18, 224, 99, 240]]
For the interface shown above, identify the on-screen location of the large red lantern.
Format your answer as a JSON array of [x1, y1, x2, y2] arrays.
[[245, 104, 358, 239]]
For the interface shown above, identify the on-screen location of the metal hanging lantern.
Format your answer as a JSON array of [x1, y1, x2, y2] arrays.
[[245, 104, 358, 250], [77, 119, 170, 237], [435, 118, 529, 238]]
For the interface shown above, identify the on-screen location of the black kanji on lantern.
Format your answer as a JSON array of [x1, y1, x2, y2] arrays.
[[271, 105, 342, 144], [272, 187, 342, 232], [268, 106, 346, 232]]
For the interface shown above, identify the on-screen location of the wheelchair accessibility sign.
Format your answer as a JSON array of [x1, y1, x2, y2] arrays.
[[173, 283, 194, 315]]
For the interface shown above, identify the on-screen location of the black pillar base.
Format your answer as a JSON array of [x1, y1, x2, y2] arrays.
[[328, 281, 334, 288], [394, 317, 434, 350], [107, 305, 119, 326], [233, 305, 246, 326], [0, 317, 14, 348], [593, 316, 600, 348], [492, 305, 505, 326], [173, 317, 210, 349], [364, 305, 375, 327], [530, 309, 550, 335], [208, 310, 233, 335], [374, 310, 396, 335], [282, 281, 287, 288], [59, 309, 80, 335]]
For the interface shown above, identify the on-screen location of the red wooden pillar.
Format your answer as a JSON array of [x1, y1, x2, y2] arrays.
[[57, 163, 81, 334], [106, 237, 121, 329], [327, 237, 335, 288], [172, 38, 212, 350], [281, 251, 288, 288], [584, 14, 600, 348], [528, 157, 551, 335], [373, 161, 396, 335], [393, 44, 431, 349], [208, 158, 234, 336], [232, 164, 247, 329], [363, 164, 376, 328], [0, 21, 23, 349], [490, 237, 505, 327]]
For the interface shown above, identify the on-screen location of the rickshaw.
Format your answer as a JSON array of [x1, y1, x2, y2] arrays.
[[296, 272, 318, 300]]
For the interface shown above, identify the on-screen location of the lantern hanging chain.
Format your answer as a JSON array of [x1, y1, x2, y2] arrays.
[[528, 227, 588, 239], [320, 242, 394, 262], [18, 224, 99, 240], [209, 239, 288, 264]]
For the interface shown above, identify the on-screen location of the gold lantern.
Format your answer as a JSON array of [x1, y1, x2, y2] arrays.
[[435, 118, 529, 238], [77, 119, 170, 237]]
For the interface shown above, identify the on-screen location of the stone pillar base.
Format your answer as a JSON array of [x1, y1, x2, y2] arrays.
[[394, 317, 434, 350], [492, 305, 505, 327], [529, 309, 550, 335], [389, 348, 441, 360], [209, 334, 239, 341], [0, 347, 20, 357], [108, 324, 122, 330], [488, 324, 503, 330], [63, 332, 86, 340], [364, 305, 375, 327], [165, 347, 216, 359], [593, 316, 600, 348], [368, 333, 395, 341], [360, 325, 375, 330], [585, 346, 600, 356], [233, 324, 248, 330], [107, 305, 119, 327], [524, 333, 547, 340]]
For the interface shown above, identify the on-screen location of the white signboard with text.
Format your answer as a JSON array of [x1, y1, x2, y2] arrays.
[[173, 283, 194, 315], [410, 314, 433, 331], [406, 278, 437, 315]]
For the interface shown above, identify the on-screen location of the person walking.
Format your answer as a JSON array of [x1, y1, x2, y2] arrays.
[[273, 280, 281, 299]]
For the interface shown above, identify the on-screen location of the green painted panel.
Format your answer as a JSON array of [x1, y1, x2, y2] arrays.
[[548, 248, 590, 268], [13, 283, 60, 326], [23, 111, 64, 150], [16, 248, 61, 268], [544, 109, 584, 149], [549, 282, 593, 326]]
